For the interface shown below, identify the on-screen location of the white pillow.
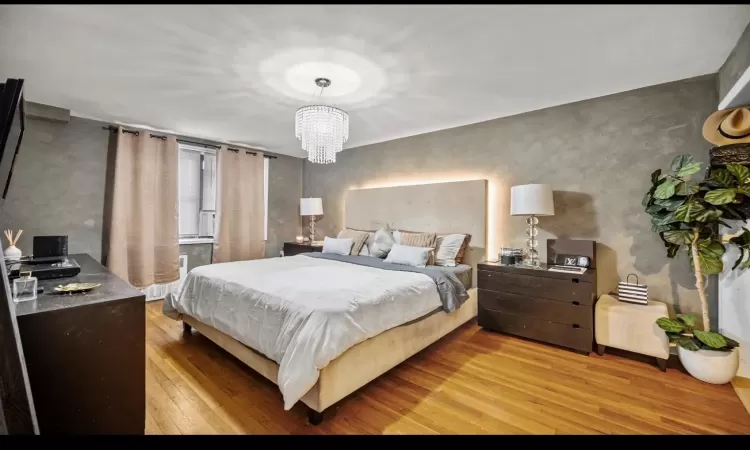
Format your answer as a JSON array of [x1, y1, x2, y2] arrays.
[[434, 234, 467, 267], [392, 230, 401, 245], [383, 243, 433, 268], [358, 232, 375, 256], [322, 237, 353, 256]]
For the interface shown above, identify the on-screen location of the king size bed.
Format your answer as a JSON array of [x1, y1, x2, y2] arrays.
[[162, 180, 488, 424]]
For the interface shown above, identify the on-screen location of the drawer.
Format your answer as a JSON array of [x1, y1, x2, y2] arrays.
[[478, 289, 592, 329], [477, 270, 594, 305], [478, 306, 593, 352]]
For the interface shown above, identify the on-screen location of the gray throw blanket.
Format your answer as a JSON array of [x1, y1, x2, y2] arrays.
[[303, 252, 469, 313]]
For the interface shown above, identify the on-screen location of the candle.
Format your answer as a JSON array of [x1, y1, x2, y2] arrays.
[[295, 236, 304, 244]]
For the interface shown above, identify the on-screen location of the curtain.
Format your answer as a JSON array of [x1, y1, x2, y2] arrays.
[[106, 127, 180, 299], [213, 146, 265, 263]]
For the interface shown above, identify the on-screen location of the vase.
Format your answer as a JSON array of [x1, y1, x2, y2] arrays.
[[4, 245, 21, 261], [677, 346, 739, 384]]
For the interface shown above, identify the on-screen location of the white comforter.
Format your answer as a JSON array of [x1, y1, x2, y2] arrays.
[[163, 254, 442, 410]]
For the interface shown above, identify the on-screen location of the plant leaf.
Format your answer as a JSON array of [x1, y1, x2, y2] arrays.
[[654, 180, 677, 200], [652, 211, 679, 226], [694, 330, 728, 349], [642, 191, 653, 207], [675, 335, 701, 351], [732, 247, 746, 271], [694, 209, 723, 222], [646, 203, 664, 214], [676, 162, 702, 178], [675, 182, 699, 196], [704, 188, 737, 205], [710, 169, 734, 188], [724, 335, 740, 348], [667, 243, 680, 258], [650, 168, 663, 186], [737, 186, 750, 197], [674, 201, 705, 222], [727, 164, 750, 184], [670, 155, 699, 177], [699, 240, 726, 258], [652, 223, 675, 233], [656, 317, 686, 333], [695, 242, 724, 275], [655, 197, 686, 211], [675, 314, 697, 328], [663, 230, 694, 245]]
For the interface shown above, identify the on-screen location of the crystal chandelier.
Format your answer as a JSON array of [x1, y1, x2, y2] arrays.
[[295, 78, 349, 164]]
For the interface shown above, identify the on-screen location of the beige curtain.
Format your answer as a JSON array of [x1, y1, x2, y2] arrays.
[[106, 127, 180, 291], [213, 146, 266, 263]]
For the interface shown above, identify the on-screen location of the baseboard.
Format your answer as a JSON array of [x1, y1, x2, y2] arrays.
[[732, 376, 750, 415]]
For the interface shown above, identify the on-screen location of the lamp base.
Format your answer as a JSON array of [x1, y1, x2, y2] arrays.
[[309, 215, 316, 243], [523, 215, 540, 267]]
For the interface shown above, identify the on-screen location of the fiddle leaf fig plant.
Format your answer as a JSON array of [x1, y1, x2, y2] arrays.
[[643, 154, 750, 332], [655, 315, 739, 352]]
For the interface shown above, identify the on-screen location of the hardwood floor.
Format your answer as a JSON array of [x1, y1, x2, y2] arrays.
[[145, 301, 750, 434]]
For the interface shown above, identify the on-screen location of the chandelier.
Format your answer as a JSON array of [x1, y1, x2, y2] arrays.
[[295, 78, 349, 164]]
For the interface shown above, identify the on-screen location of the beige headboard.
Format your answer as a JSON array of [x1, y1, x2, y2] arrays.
[[344, 179, 488, 271]]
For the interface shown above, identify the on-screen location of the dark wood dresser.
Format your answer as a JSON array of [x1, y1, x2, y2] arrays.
[[477, 240, 597, 354], [283, 242, 323, 257], [14, 253, 145, 434]]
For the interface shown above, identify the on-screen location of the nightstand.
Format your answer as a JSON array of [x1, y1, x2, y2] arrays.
[[283, 242, 323, 257], [477, 240, 597, 355]]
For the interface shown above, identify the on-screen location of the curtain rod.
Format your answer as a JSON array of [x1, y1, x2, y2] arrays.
[[101, 125, 277, 159]]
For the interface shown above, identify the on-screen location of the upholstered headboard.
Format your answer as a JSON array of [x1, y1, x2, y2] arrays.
[[344, 179, 488, 272]]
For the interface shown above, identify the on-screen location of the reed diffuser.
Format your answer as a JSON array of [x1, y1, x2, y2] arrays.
[[4, 229, 23, 261]]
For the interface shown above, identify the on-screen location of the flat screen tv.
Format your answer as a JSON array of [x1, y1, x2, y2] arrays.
[[0, 79, 25, 200]]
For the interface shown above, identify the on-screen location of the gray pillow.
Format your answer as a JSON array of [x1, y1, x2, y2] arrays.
[[370, 226, 396, 258]]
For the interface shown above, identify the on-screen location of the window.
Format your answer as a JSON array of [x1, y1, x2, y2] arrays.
[[178, 144, 269, 241]]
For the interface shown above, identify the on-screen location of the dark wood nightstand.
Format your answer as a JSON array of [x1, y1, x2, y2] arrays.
[[477, 240, 597, 355], [283, 242, 323, 257]]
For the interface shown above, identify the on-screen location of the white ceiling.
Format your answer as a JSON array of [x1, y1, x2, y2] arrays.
[[1, 5, 749, 157]]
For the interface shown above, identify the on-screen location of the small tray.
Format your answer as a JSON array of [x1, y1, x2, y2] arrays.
[[53, 282, 101, 294]]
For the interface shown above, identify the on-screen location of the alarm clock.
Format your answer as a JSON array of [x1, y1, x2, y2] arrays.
[[561, 255, 590, 268]]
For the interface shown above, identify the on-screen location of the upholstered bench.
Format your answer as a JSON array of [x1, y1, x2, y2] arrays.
[[595, 294, 670, 371]]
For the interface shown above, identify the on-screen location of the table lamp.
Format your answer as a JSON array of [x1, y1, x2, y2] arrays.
[[300, 198, 323, 243], [510, 184, 555, 267]]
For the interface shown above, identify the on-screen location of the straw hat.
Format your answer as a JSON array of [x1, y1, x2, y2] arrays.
[[703, 106, 750, 146]]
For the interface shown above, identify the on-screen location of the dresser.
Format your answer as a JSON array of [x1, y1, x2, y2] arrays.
[[477, 240, 597, 354], [283, 242, 323, 257], [14, 254, 145, 434]]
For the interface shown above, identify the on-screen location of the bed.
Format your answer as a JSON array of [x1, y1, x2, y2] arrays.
[[163, 179, 487, 424]]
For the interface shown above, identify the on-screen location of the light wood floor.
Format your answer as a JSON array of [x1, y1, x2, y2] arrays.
[[145, 301, 750, 434]]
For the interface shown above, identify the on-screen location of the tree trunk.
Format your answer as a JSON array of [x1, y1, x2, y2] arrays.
[[691, 228, 710, 331]]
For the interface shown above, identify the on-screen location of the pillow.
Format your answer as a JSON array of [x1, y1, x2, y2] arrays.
[[392, 230, 401, 245], [369, 227, 396, 258], [337, 228, 370, 255], [454, 234, 472, 264], [383, 244, 433, 268], [434, 234, 467, 267], [400, 232, 438, 264], [322, 237, 354, 256]]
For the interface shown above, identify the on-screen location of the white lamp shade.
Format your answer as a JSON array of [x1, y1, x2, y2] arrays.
[[510, 184, 555, 216], [300, 197, 323, 216]]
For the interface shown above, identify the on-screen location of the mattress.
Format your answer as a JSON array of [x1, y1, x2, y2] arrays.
[[434, 264, 473, 289]]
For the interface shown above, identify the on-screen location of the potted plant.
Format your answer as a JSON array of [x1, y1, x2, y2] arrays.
[[643, 154, 750, 383]]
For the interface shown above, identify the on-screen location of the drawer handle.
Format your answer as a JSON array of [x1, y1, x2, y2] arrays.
[[572, 301, 580, 306], [572, 278, 580, 283], [572, 324, 580, 329]]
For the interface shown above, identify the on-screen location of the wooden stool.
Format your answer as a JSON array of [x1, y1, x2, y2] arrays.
[[595, 294, 670, 371]]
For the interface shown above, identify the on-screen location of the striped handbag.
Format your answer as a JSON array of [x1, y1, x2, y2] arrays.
[[617, 274, 648, 305]]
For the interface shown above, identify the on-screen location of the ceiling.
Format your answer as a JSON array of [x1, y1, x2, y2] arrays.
[[1, 5, 749, 158]]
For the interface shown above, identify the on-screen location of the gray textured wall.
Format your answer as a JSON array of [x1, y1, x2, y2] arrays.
[[0, 115, 302, 264], [303, 75, 718, 319], [718, 21, 750, 102], [0, 116, 109, 261], [179, 243, 212, 272]]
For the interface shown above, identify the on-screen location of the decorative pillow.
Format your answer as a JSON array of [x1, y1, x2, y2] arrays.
[[454, 234, 472, 264], [322, 237, 354, 256], [400, 232, 437, 264], [434, 234, 467, 267], [383, 244, 433, 268], [369, 227, 396, 258], [337, 228, 370, 255]]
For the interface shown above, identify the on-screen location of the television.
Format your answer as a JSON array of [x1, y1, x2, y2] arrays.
[[0, 79, 25, 200]]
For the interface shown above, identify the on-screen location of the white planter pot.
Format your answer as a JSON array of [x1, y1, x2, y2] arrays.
[[678, 346, 739, 384]]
